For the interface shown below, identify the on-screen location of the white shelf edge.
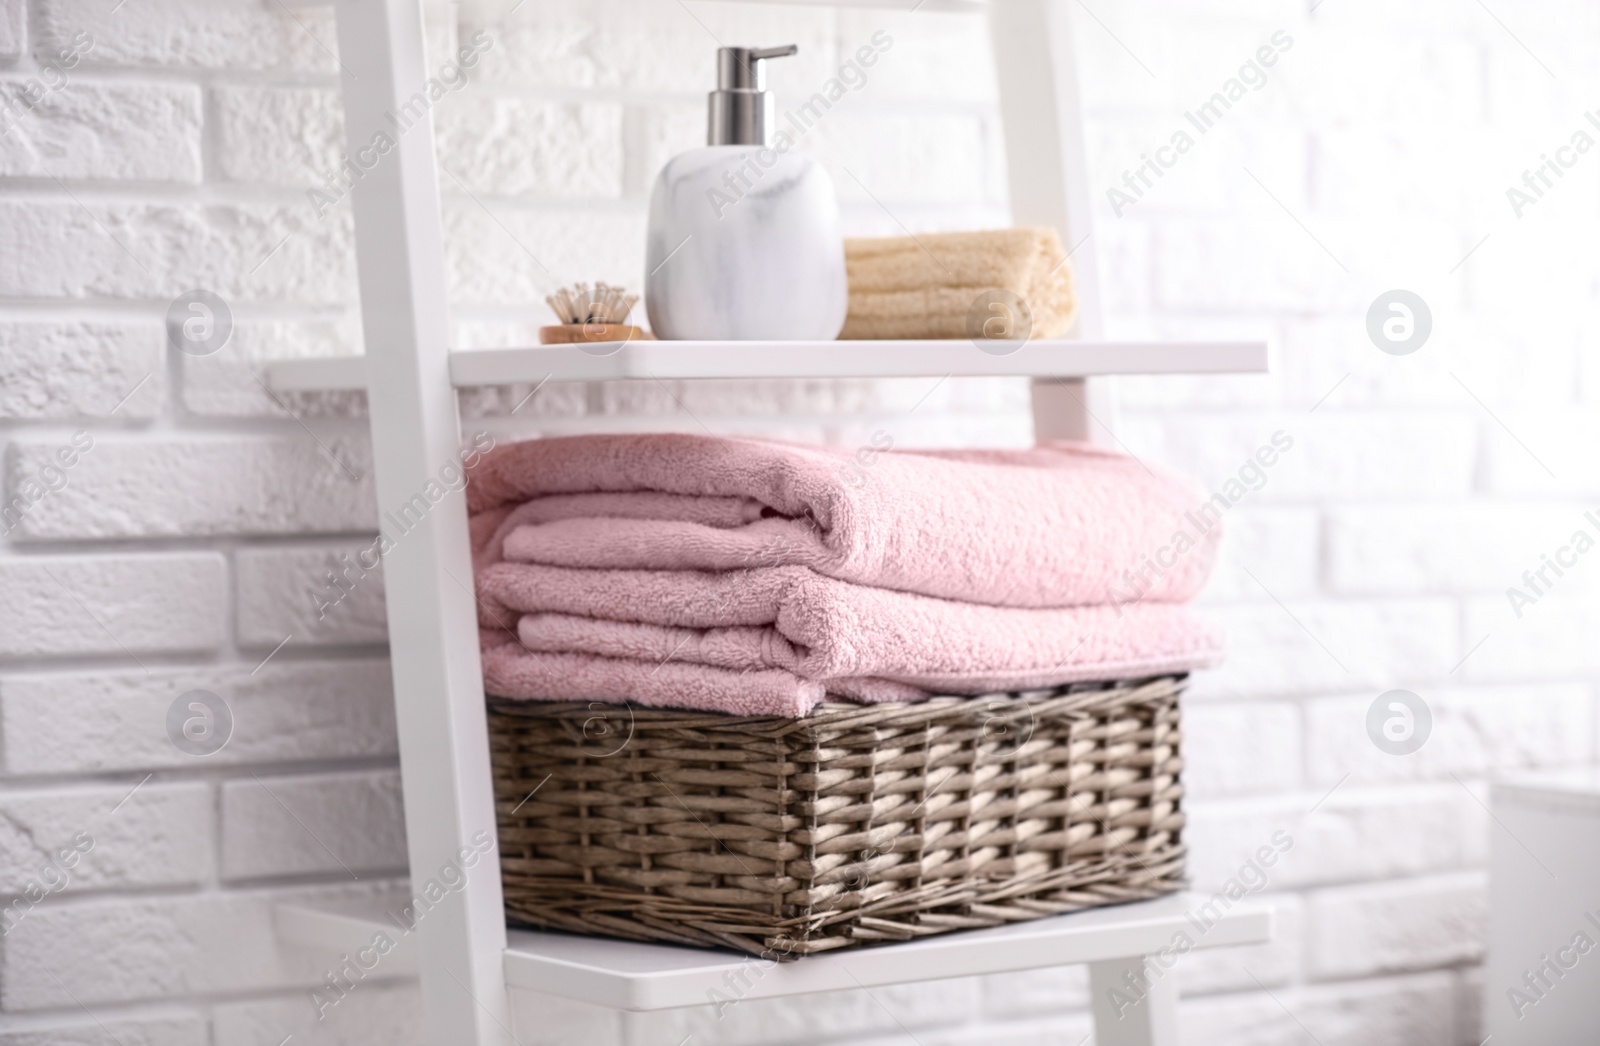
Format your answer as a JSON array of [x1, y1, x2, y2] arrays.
[[275, 892, 1272, 1012], [265, 339, 1269, 392]]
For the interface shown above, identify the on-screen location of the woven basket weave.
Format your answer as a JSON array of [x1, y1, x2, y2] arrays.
[[489, 675, 1186, 958]]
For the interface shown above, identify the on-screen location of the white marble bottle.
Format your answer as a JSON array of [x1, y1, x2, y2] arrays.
[[644, 45, 848, 341]]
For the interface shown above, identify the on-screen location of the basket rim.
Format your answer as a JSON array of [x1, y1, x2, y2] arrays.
[[485, 673, 1188, 732]]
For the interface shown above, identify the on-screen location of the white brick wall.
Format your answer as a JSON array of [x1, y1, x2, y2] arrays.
[[0, 322, 163, 418], [220, 770, 406, 880], [0, 78, 203, 181], [0, 0, 1590, 1043]]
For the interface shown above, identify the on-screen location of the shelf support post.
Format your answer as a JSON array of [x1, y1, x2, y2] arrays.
[[330, 1, 510, 1042], [988, 0, 1120, 444], [1088, 954, 1181, 1046]]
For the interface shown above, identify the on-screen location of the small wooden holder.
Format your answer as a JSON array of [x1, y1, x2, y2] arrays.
[[539, 324, 655, 345]]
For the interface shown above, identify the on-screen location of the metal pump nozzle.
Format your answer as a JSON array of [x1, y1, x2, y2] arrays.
[[707, 44, 798, 147]]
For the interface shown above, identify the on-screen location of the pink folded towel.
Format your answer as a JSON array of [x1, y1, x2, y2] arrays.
[[476, 561, 1224, 716], [468, 433, 1217, 608], [468, 433, 1224, 716]]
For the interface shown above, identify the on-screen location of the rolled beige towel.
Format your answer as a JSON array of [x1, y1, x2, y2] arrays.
[[840, 227, 1076, 340]]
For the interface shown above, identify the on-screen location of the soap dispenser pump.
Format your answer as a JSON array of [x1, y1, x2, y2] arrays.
[[644, 44, 849, 341]]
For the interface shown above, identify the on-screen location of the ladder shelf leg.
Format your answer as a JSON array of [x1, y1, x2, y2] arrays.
[[1088, 954, 1181, 1046], [331, 1, 510, 1042], [989, 0, 1122, 446]]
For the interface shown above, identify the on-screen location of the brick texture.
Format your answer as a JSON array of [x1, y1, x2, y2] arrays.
[[0, 660, 398, 775], [0, 201, 354, 303], [0, 780, 212, 892], [37, 0, 340, 73], [213, 85, 343, 187], [0, 1015, 208, 1046], [213, 983, 424, 1046], [6, 435, 376, 539], [0, 322, 163, 418], [0, 79, 202, 181], [220, 769, 406, 880], [0, 884, 393, 1009], [1306, 873, 1488, 980], [0, 554, 225, 657], [235, 541, 388, 647]]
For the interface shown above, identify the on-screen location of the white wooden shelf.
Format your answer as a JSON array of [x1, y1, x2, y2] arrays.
[[265, 339, 1268, 392], [277, 892, 1272, 1012]]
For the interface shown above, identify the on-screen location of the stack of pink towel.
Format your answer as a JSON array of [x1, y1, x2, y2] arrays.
[[469, 433, 1223, 717]]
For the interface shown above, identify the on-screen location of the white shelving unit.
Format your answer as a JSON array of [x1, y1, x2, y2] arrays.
[[274, 2, 1274, 1044]]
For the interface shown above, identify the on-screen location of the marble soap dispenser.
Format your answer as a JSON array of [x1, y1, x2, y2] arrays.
[[644, 44, 848, 341]]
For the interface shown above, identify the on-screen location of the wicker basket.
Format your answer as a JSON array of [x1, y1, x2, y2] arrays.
[[489, 675, 1187, 959]]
